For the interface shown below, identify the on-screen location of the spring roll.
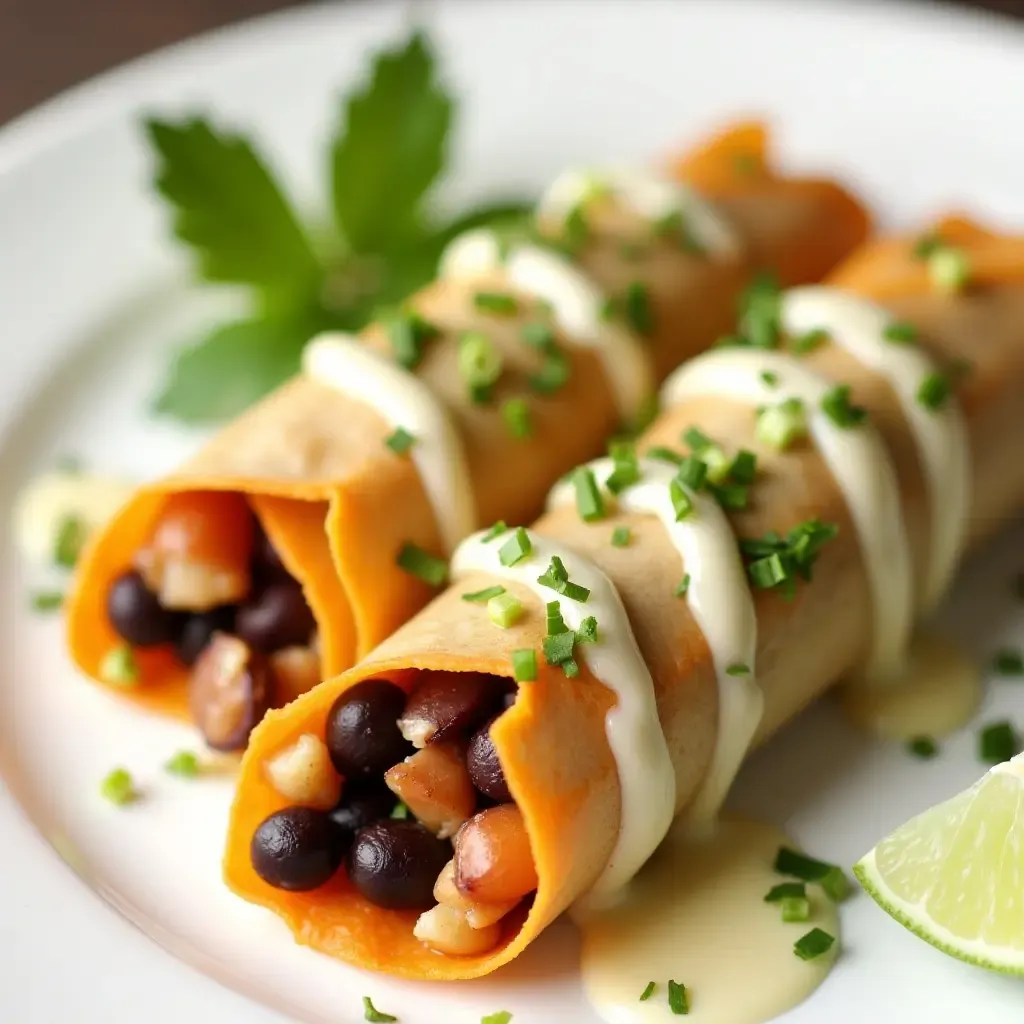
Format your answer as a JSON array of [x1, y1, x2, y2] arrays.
[[224, 215, 1024, 979]]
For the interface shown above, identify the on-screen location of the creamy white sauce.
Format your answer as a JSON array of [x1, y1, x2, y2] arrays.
[[782, 287, 970, 611], [581, 819, 839, 1024], [439, 229, 654, 421], [450, 527, 676, 904], [662, 348, 914, 683], [14, 470, 134, 565], [547, 457, 759, 831], [302, 334, 476, 554], [537, 167, 741, 259]]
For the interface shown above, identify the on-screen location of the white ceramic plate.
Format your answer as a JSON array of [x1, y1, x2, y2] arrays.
[[2, 1, 1024, 1021]]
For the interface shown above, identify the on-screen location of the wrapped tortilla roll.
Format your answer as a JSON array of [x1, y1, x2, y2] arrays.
[[224, 215, 1024, 979], [66, 121, 868, 747]]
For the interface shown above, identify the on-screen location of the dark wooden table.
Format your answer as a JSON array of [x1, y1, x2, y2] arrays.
[[0, 0, 1022, 127]]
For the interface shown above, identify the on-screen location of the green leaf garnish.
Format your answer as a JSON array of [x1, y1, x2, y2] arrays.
[[362, 996, 398, 1023], [396, 543, 448, 587]]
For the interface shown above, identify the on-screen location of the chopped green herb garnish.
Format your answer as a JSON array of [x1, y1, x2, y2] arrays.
[[760, 370, 779, 387], [521, 321, 556, 351], [744, 520, 839, 597], [624, 280, 654, 336], [748, 552, 789, 590], [396, 543, 448, 586], [546, 600, 567, 634], [727, 449, 758, 484], [563, 203, 589, 253], [667, 979, 689, 1015], [480, 1013, 512, 1024], [992, 648, 1024, 676], [708, 481, 749, 511], [561, 657, 580, 677], [739, 271, 781, 349], [764, 881, 806, 903], [100, 767, 137, 806], [100, 645, 139, 687], [683, 426, 711, 452], [793, 928, 835, 962], [639, 981, 656, 1002], [30, 590, 64, 612], [473, 290, 519, 316], [726, 663, 750, 676], [674, 573, 691, 597], [820, 384, 867, 429], [605, 441, 641, 494], [916, 371, 950, 412], [883, 321, 917, 344], [54, 515, 88, 569], [912, 232, 943, 260], [543, 630, 577, 667], [755, 397, 807, 450], [511, 648, 537, 682], [529, 350, 571, 394], [165, 750, 200, 778], [647, 445, 684, 466], [574, 467, 607, 522], [790, 327, 828, 355], [907, 736, 939, 759], [384, 426, 416, 455], [611, 526, 632, 548], [781, 895, 811, 923], [576, 616, 599, 644], [498, 527, 532, 567], [676, 455, 708, 492], [387, 312, 441, 370], [462, 585, 506, 603], [979, 720, 1019, 764], [775, 847, 850, 901], [362, 996, 398, 1023], [459, 330, 503, 403], [390, 801, 409, 819], [928, 246, 971, 293], [538, 556, 591, 603], [669, 478, 695, 521], [501, 397, 532, 440], [482, 520, 508, 542]]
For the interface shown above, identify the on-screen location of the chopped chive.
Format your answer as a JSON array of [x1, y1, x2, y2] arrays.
[[573, 467, 606, 522], [563, 203, 589, 253], [53, 515, 88, 569], [576, 616, 599, 644], [674, 573, 691, 597], [667, 979, 689, 1015], [979, 720, 1019, 764], [674, 456, 707, 492], [748, 552, 790, 590], [755, 397, 807, 450], [790, 327, 828, 355], [100, 645, 139, 687], [702, 444, 732, 484], [30, 590, 64, 612], [820, 384, 867, 429], [387, 311, 439, 369], [164, 750, 200, 778], [739, 271, 782, 349], [907, 736, 939, 759], [992, 648, 1024, 676], [389, 801, 409, 820], [623, 281, 654, 336], [708, 481, 749, 511], [775, 847, 850, 901], [781, 896, 811, 923], [794, 928, 835, 962], [473, 290, 519, 316], [647, 445, 684, 466], [362, 996, 398, 1023], [482, 521, 508, 542], [912, 232, 943, 260], [764, 881, 806, 903], [459, 330, 503, 403], [546, 600, 567, 635], [481, 1013, 513, 1024], [540, 555, 568, 585], [501, 397, 533, 440], [916, 371, 950, 412], [669, 478, 694, 521], [521, 321, 556, 351], [498, 527, 532, 567], [529, 350, 571, 394], [639, 981, 656, 1002], [543, 630, 577, 667], [605, 441, 641, 494], [883, 321, 917, 344], [683, 426, 712, 452], [726, 663, 750, 676], [561, 657, 580, 678], [511, 648, 537, 682], [462, 585, 507, 604], [599, 296, 618, 322], [384, 427, 416, 455], [396, 543, 448, 587], [100, 767, 137, 806], [727, 449, 758, 485], [611, 526, 632, 548], [760, 370, 779, 387], [560, 581, 591, 602], [928, 246, 971, 293]]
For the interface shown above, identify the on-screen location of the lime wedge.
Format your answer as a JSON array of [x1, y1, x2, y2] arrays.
[[855, 756, 1024, 974]]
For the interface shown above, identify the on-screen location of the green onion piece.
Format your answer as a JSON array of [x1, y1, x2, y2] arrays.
[[775, 847, 850, 901], [701, 444, 732, 484], [611, 526, 632, 548], [390, 802, 410, 820], [740, 532, 783, 558], [760, 370, 779, 387], [529, 351, 571, 394], [511, 648, 537, 683], [764, 881, 806, 903], [540, 555, 569, 585], [576, 616, 599, 644], [883, 321, 917, 344], [498, 527, 533, 567], [53, 515, 88, 569], [387, 312, 440, 369], [656, 210, 704, 254], [916, 371, 950, 412], [683, 426, 711, 452], [563, 203, 589, 253], [165, 751, 200, 778], [561, 581, 591, 602], [481, 1013, 513, 1024], [100, 645, 139, 687], [676, 456, 708, 492], [912, 232, 942, 260], [486, 593, 522, 631], [459, 330, 503, 403], [384, 427, 416, 455], [624, 281, 654, 336], [605, 441, 641, 494], [726, 663, 750, 676], [793, 928, 835, 962], [669, 478, 694, 521], [521, 321, 556, 351], [599, 296, 618, 323], [786, 519, 839, 580], [992, 648, 1024, 676], [790, 327, 828, 355], [100, 767, 137, 806], [739, 271, 782, 349], [647, 446, 684, 466], [639, 981, 656, 1002], [748, 552, 790, 590], [546, 600, 567, 635], [473, 290, 519, 316], [708, 481, 749, 511], [928, 246, 971, 293], [362, 996, 398, 1023], [30, 590, 64, 612], [501, 397, 533, 440], [396, 543, 448, 587], [674, 574, 691, 597], [727, 449, 758, 485], [543, 631, 577, 667], [781, 896, 812, 923], [573, 467, 606, 522], [482, 521, 508, 543], [667, 979, 689, 1015], [979, 720, 1019, 764], [755, 397, 807, 450], [820, 384, 868, 429], [907, 736, 939, 759], [561, 657, 580, 678], [462, 585, 507, 604]]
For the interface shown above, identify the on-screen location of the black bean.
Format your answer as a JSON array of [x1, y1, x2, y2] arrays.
[[175, 606, 236, 667], [328, 776, 398, 840], [325, 680, 412, 777], [397, 671, 505, 747], [251, 806, 348, 891], [346, 820, 450, 910], [106, 570, 181, 647], [235, 580, 315, 654], [467, 717, 511, 803]]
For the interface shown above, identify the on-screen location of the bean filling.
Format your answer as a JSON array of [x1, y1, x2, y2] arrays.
[[104, 494, 318, 750], [251, 669, 536, 956]]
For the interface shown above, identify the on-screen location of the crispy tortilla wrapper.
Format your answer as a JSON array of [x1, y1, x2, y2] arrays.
[[225, 216, 1024, 979], [66, 122, 869, 720]]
